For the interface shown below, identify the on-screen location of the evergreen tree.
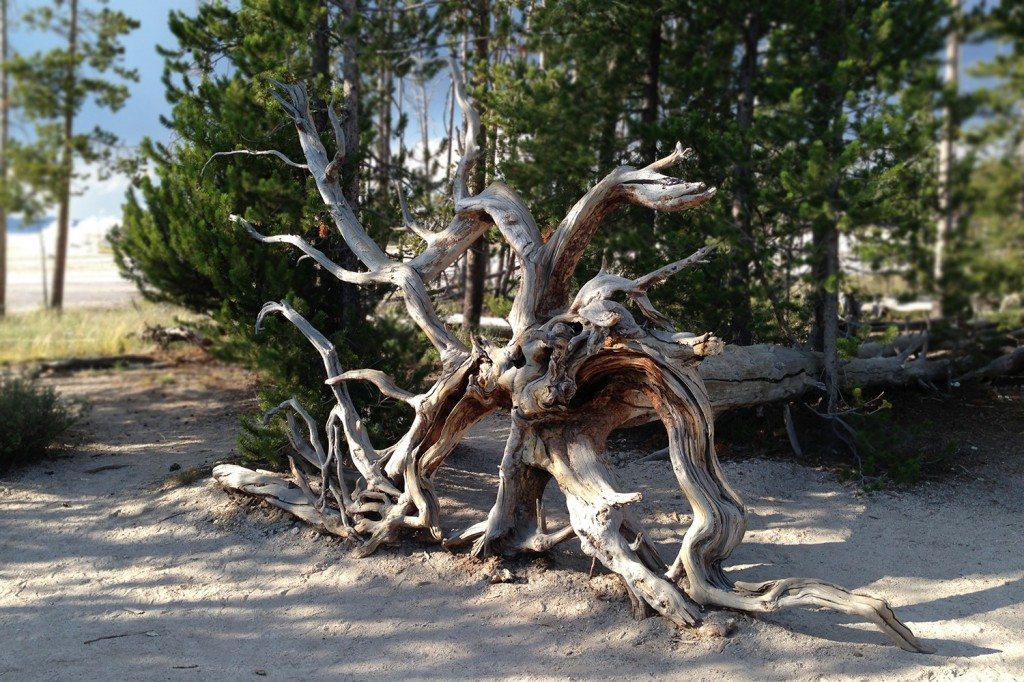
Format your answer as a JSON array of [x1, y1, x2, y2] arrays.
[[7, 0, 138, 311], [110, 0, 436, 458], [956, 0, 1024, 311]]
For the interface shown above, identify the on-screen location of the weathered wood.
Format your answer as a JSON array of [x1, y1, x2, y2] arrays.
[[210, 64, 931, 653], [700, 344, 949, 413]]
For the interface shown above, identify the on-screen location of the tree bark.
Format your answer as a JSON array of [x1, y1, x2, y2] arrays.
[[635, 9, 663, 244], [50, 0, 78, 312], [376, 0, 393, 201], [639, 10, 662, 166], [809, 0, 849, 421]]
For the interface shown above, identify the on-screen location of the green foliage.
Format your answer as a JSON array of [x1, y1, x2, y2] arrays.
[[487, 0, 946, 345], [944, 0, 1024, 316], [110, 0, 442, 466], [851, 409, 927, 486], [0, 374, 82, 474], [483, 294, 514, 320]]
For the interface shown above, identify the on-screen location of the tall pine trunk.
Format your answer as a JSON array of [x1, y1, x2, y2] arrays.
[[462, 0, 489, 331], [416, 74, 431, 185], [810, 0, 848, 420], [934, 0, 959, 303], [639, 11, 662, 165], [376, 1, 393, 202], [51, 0, 78, 312], [636, 9, 662, 244], [727, 11, 760, 346], [0, 0, 8, 317], [336, 0, 362, 328]]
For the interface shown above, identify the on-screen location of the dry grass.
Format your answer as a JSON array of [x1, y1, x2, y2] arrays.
[[0, 302, 202, 364]]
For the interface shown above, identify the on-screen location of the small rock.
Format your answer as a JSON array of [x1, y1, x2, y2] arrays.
[[489, 568, 515, 584], [169, 463, 181, 472]]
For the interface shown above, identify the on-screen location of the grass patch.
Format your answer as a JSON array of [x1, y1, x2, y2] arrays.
[[0, 302, 201, 364]]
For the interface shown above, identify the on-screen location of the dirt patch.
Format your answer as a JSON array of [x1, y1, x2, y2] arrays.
[[1, 362, 1022, 680]]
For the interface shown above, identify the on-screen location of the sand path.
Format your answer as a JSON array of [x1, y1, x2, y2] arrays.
[[1, 364, 1022, 680]]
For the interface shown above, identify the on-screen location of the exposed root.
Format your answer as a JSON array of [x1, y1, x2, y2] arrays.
[[209, 65, 931, 654]]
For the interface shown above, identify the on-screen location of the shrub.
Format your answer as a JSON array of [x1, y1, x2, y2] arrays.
[[0, 374, 82, 473]]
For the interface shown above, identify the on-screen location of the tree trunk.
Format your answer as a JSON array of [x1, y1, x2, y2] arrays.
[[461, 0, 490, 331], [810, 0, 849, 422], [50, 0, 78, 312], [636, 9, 662, 244], [934, 0, 959, 303], [0, 0, 8, 317], [376, 3, 393, 200], [336, 0, 362, 328], [639, 11, 662, 165], [727, 11, 760, 345], [416, 73, 431, 184], [210, 67, 932, 654]]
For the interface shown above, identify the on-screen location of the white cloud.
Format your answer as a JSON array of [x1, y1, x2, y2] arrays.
[[70, 163, 133, 222]]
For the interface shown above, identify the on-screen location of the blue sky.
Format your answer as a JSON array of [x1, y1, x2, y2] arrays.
[[10, 0, 198, 149], [5, 0, 1010, 222]]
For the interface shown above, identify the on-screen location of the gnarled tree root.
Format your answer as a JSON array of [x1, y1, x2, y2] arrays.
[[209, 66, 931, 654]]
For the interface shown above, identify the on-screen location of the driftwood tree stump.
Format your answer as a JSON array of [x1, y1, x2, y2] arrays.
[[212, 65, 930, 653]]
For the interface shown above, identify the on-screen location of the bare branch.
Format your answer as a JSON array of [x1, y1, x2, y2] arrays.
[[538, 143, 717, 315], [448, 58, 481, 203], [632, 243, 717, 291], [261, 80, 467, 360], [395, 182, 436, 242], [642, 141, 694, 173], [267, 79, 391, 270], [255, 300, 395, 494], [202, 149, 308, 176], [263, 398, 328, 468], [326, 369, 418, 405], [324, 96, 347, 181], [231, 215, 375, 285]]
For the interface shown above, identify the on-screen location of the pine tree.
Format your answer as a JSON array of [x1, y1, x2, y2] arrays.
[[110, 0, 440, 459], [487, 0, 947, 430], [7, 0, 138, 311], [956, 0, 1024, 311]]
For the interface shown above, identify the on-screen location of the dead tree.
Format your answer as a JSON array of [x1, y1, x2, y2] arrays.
[[212, 65, 931, 654]]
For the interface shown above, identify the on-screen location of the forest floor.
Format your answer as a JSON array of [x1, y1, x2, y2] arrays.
[[1, 360, 1022, 680]]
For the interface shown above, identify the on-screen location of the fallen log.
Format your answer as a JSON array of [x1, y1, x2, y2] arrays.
[[36, 354, 159, 374], [957, 346, 1024, 382], [700, 344, 949, 413]]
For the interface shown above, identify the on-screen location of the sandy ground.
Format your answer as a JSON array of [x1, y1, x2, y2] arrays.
[[7, 230, 138, 312], [1, 363, 1023, 681]]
